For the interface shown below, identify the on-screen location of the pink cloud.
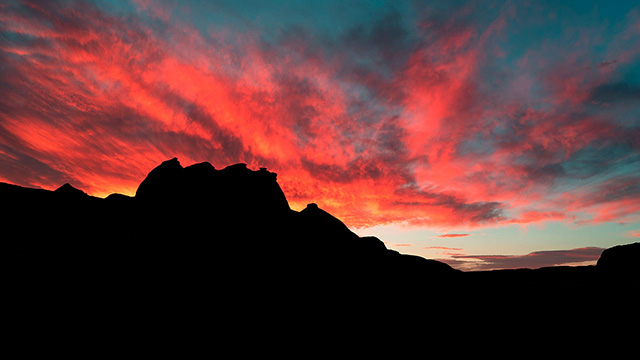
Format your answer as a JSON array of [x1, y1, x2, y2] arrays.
[[424, 246, 463, 251], [436, 234, 470, 238]]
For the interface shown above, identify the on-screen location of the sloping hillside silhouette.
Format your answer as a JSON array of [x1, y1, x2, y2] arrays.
[[4, 159, 459, 300], [4, 157, 638, 336]]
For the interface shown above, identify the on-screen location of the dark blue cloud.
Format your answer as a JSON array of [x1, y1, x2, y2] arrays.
[[590, 82, 640, 103]]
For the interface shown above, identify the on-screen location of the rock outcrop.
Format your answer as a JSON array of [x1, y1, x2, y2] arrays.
[[596, 242, 640, 274]]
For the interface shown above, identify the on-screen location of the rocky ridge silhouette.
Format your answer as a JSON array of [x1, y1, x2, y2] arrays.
[[4, 158, 638, 339]]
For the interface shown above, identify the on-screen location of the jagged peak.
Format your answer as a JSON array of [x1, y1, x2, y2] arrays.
[[157, 157, 182, 170], [134, 158, 290, 211], [55, 183, 87, 197], [300, 202, 356, 239]]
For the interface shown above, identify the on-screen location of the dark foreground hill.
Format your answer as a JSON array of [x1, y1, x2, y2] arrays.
[[4, 158, 457, 287], [4, 158, 639, 344]]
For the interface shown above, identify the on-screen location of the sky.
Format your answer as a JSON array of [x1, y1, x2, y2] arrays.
[[1, 0, 639, 271]]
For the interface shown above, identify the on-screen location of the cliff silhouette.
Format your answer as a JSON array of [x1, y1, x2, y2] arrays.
[[4, 158, 638, 340]]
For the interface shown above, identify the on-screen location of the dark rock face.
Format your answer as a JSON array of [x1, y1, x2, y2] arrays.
[[596, 242, 640, 276], [135, 157, 184, 200], [135, 158, 290, 215]]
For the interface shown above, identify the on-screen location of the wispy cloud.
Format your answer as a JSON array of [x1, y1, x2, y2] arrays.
[[424, 246, 463, 251], [436, 233, 470, 238], [594, 59, 618, 69]]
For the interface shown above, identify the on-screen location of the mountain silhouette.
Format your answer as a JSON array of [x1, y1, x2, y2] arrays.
[[54, 182, 89, 197], [4, 158, 638, 341]]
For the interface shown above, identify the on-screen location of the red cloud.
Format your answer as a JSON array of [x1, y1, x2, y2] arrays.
[[1, 1, 639, 230], [436, 234, 470, 238]]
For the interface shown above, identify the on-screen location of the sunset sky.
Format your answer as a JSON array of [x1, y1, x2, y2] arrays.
[[1, 0, 639, 271]]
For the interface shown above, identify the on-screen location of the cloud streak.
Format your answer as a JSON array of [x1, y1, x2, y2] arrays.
[[424, 246, 463, 251], [441, 247, 605, 272], [436, 234, 470, 238], [1, 0, 639, 230]]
